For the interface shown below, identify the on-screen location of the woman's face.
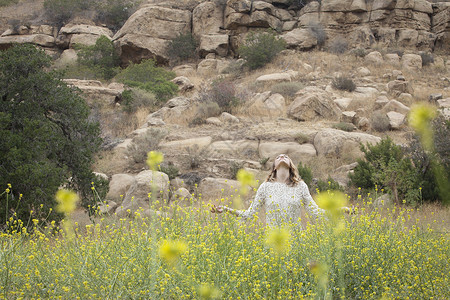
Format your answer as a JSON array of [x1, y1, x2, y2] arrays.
[[274, 154, 291, 169]]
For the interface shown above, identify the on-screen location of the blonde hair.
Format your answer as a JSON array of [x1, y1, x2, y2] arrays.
[[265, 156, 301, 186]]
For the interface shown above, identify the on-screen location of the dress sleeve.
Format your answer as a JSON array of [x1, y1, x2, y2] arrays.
[[233, 182, 267, 220], [298, 181, 326, 220]]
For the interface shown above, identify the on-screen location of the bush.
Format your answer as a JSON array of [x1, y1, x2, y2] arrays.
[[420, 52, 434, 67], [316, 176, 344, 193], [332, 122, 356, 132], [295, 133, 310, 144], [0, 44, 102, 224], [270, 82, 303, 98], [308, 22, 326, 47], [44, 0, 92, 25], [332, 76, 356, 92], [370, 111, 390, 132], [115, 60, 178, 102], [349, 137, 421, 205], [350, 48, 367, 58], [329, 37, 349, 54], [239, 30, 286, 70], [198, 80, 239, 113], [120, 88, 157, 113], [76, 35, 120, 80], [297, 162, 313, 186], [95, 0, 139, 32], [127, 129, 167, 164], [0, 0, 18, 7], [230, 162, 245, 179], [167, 33, 198, 63], [160, 162, 179, 180], [185, 145, 210, 169], [189, 101, 221, 126]]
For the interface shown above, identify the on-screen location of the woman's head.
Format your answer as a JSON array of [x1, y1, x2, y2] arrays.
[[266, 154, 301, 186]]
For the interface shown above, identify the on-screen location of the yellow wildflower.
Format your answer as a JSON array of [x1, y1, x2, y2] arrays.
[[408, 103, 437, 151], [55, 189, 79, 214], [146, 151, 164, 170], [265, 227, 291, 254], [198, 283, 221, 299], [316, 190, 347, 221], [158, 239, 187, 265], [236, 169, 256, 195]]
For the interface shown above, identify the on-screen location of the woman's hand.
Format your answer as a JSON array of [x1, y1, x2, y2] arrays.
[[210, 205, 224, 214]]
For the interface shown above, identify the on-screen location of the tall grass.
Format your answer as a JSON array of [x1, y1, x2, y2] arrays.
[[0, 193, 448, 299]]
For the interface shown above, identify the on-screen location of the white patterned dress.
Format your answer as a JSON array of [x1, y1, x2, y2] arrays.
[[227, 181, 325, 227]]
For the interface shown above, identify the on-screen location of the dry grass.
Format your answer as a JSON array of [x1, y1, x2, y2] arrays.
[[93, 149, 130, 176]]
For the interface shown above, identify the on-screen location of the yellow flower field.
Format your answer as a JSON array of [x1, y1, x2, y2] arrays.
[[0, 194, 449, 300]]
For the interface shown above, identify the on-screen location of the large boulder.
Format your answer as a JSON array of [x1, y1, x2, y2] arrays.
[[288, 90, 341, 121], [401, 54, 422, 71], [248, 92, 286, 118], [63, 79, 123, 105], [314, 128, 381, 158], [115, 170, 170, 217], [199, 34, 229, 57], [198, 177, 242, 200], [113, 6, 191, 65], [159, 136, 212, 151], [259, 142, 317, 164], [0, 34, 55, 50], [59, 24, 113, 47], [281, 28, 317, 50], [192, 1, 224, 35], [209, 140, 259, 158], [105, 174, 136, 201]]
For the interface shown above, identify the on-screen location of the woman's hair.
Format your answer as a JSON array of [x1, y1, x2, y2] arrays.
[[265, 156, 301, 186]]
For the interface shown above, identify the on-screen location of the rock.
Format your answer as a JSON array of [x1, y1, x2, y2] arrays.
[[402, 54, 422, 71], [59, 24, 113, 37], [197, 59, 218, 76], [248, 92, 286, 118], [209, 140, 259, 157], [314, 128, 381, 158], [387, 111, 406, 129], [398, 93, 413, 105], [374, 194, 393, 207], [220, 112, 240, 123], [259, 142, 317, 164], [171, 187, 192, 203], [98, 201, 118, 214], [53, 49, 78, 68], [0, 34, 55, 49], [341, 111, 356, 123], [385, 53, 400, 66], [357, 67, 371, 76], [354, 87, 379, 98], [192, 1, 224, 35], [106, 174, 137, 201], [357, 117, 370, 131], [160, 136, 212, 151], [281, 28, 317, 50], [113, 5, 191, 65], [365, 51, 383, 64], [206, 117, 222, 126], [198, 177, 242, 200], [437, 98, 450, 119], [256, 73, 292, 83], [382, 100, 410, 115], [63, 79, 122, 105], [387, 80, 413, 96], [173, 65, 196, 77], [199, 34, 229, 57], [288, 92, 341, 121], [165, 96, 190, 108], [115, 170, 170, 217], [429, 93, 443, 102], [333, 98, 353, 110], [171, 76, 194, 92]]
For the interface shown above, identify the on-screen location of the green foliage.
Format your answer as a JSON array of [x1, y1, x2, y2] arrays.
[[0, 44, 102, 224], [349, 137, 421, 205], [239, 30, 286, 70], [76, 35, 120, 80], [44, 0, 92, 25], [297, 162, 313, 186], [115, 60, 178, 102], [127, 129, 167, 164], [198, 80, 239, 113], [332, 76, 356, 92], [270, 82, 304, 98], [332, 122, 356, 132], [230, 162, 244, 180], [95, 0, 139, 31], [160, 163, 179, 180], [120, 88, 157, 113], [350, 48, 367, 58], [167, 33, 198, 62], [0, 0, 18, 7], [316, 176, 344, 193]]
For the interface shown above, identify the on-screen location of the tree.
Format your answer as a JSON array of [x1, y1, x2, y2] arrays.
[[0, 44, 102, 226]]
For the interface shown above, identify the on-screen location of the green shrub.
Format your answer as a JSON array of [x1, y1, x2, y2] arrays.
[[115, 59, 178, 101], [167, 33, 198, 62], [270, 82, 303, 98], [0, 0, 18, 7], [316, 176, 344, 192], [297, 162, 313, 186], [349, 137, 421, 205], [332, 76, 356, 92], [120, 88, 157, 113], [230, 161, 244, 180], [295, 133, 310, 144], [239, 30, 286, 70], [350, 48, 367, 58], [127, 129, 167, 164], [44, 0, 92, 25], [198, 80, 239, 113], [160, 162, 179, 180], [76, 35, 120, 80], [332, 122, 356, 132], [95, 0, 139, 31], [190, 101, 222, 126], [0, 44, 102, 224]]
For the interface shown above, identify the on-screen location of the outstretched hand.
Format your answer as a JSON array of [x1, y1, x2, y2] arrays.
[[210, 205, 224, 214]]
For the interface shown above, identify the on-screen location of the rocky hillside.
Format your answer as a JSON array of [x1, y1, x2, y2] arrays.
[[0, 0, 449, 218]]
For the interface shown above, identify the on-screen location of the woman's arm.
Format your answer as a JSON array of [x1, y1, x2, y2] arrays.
[[298, 181, 326, 220], [224, 182, 267, 220]]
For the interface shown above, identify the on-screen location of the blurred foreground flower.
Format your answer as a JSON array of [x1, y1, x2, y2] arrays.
[[147, 151, 164, 171], [308, 260, 329, 290], [55, 189, 79, 214], [408, 103, 436, 151], [198, 283, 221, 299], [236, 169, 256, 196], [265, 227, 291, 254], [159, 239, 187, 266], [316, 190, 347, 221]]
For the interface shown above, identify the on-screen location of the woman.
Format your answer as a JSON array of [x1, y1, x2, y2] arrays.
[[211, 154, 344, 227]]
